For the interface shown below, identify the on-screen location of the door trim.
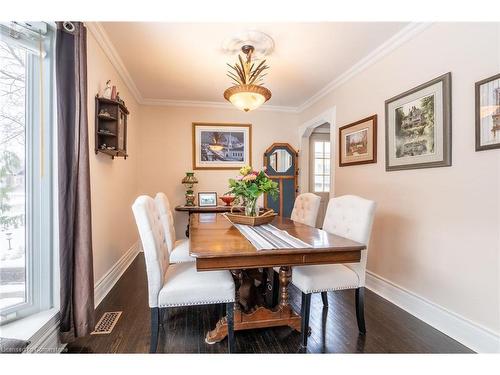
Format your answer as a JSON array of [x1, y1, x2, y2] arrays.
[[298, 107, 336, 199]]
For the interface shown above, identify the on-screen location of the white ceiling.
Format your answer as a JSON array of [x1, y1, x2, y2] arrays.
[[99, 22, 409, 110]]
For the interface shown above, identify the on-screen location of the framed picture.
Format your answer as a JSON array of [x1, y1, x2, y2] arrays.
[[475, 73, 500, 151], [192, 123, 252, 170], [339, 115, 377, 167], [198, 192, 218, 207], [385, 72, 452, 171]]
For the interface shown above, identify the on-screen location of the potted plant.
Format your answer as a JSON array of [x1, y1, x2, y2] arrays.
[[228, 165, 279, 216]]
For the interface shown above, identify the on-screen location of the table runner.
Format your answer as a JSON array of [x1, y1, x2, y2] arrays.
[[233, 223, 313, 250]]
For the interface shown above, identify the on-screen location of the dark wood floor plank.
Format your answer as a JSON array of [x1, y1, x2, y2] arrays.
[[65, 254, 473, 354]]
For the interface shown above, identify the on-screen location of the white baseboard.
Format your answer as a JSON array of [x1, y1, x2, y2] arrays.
[[94, 241, 141, 308], [366, 271, 500, 353]]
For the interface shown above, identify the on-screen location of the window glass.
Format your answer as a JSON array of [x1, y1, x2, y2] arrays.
[[0, 24, 54, 324], [324, 141, 330, 158], [0, 40, 26, 311], [312, 140, 330, 193], [314, 141, 324, 158], [314, 175, 324, 192]]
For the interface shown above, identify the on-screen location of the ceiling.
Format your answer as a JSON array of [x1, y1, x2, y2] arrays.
[[99, 22, 409, 110]]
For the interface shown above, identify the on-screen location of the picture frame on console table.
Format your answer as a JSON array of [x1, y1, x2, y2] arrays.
[[192, 122, 252, 170], [385, 72, 452, 171], [475, 73, 500, 151], [198, 192, 218, 207], [339, 115, 377, 167]]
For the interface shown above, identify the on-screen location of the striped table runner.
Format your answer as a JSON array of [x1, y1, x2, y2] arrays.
[[233, 223, 313, 250]]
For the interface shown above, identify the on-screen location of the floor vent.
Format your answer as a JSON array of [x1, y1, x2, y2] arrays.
[[91, 311, 122, 335]]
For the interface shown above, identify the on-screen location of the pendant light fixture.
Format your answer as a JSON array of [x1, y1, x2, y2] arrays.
[[224, 45, 271, 112]]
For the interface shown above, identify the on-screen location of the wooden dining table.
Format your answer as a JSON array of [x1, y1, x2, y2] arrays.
[[189, 212, 366, 344]]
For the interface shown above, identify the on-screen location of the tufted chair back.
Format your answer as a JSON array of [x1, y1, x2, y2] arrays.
[[154, 192, 176, 253], [291, 193, 321, 227], [132, 195, 170, 308], [322, 195, 376, 286]]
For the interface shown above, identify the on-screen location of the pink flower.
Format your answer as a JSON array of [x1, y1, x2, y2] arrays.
[[242, 174, 257, 181], [236, 175, 243, 180]]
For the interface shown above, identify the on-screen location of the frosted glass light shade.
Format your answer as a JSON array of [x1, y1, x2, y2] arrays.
[[224, 84, 271, 112]]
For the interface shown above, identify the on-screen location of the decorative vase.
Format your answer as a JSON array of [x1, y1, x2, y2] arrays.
[[102, 80, 112, 99], [220, 195, 235, 206], [244, 196, 259, 217], [181, 172, 198, 206]]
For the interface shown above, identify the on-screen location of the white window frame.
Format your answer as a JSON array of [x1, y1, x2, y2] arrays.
[[312, 140, 331, 193], [0, 25, 55, 324]]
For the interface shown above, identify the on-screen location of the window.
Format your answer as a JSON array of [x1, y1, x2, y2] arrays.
[[313, 140, 330, 193], [0, 23, 54, 324]]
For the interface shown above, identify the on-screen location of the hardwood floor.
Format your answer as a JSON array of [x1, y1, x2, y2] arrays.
[[65, 254, 473, 354]]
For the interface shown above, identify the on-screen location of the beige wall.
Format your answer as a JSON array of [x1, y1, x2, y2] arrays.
[[298, 23, 500, 334], [137, 106, 299, 237], [86, 22, 499, 337], [87, 31, 141, 283]]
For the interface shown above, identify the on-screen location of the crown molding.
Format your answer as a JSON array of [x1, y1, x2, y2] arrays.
[[85, 22, 144, 104], [140, 98, 298, 113], [296, 22, 433, 113], [86, 21, 432, 114]]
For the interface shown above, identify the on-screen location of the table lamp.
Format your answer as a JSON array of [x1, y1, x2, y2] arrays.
[[181, 172, 198, 206]]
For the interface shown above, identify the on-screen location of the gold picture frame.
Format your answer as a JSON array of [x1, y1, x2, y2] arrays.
[[339, 115, 377, 167], [192, 122, 252, 170]]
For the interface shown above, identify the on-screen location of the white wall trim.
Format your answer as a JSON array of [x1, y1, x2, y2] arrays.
[[295, 22, 433, 113], [297, 107, 336, 196], [366, 270, 500, 353], [85, 22, 432, 114], [85, 21, 297, 113], [21, 241, 141, 353], [85, 22, 144, 105], [94, 241, 141, 308], [141, 97, 297, 113]]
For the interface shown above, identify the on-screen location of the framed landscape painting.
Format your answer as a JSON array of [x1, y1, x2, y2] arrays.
[[385, 72, 452, 171], [475, 73, 500, 151], [192, 123, 252, 170], [339, 115, 377, 167]]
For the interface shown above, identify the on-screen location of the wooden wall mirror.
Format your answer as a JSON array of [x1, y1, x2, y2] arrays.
[[264, 143, 298, 218]]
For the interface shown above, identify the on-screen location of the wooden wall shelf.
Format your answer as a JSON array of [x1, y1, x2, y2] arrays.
[[95, 95, 129, 159]]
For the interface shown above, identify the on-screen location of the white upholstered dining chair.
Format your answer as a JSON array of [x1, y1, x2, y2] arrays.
[[155, 192, 193, 263], [292, 195, 376, 347], [290, 193, 321, 227], [132, 195, 236, 353]]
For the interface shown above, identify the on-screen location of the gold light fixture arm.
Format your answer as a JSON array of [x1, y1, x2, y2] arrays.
[[223, 43, 271, 112]]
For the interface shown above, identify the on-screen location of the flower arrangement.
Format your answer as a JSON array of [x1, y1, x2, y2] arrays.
[[227, 165, 279, 216]]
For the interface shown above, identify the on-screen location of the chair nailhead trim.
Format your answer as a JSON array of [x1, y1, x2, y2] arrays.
[[159, 298, 235, 308], [303, 285, 359, 294]]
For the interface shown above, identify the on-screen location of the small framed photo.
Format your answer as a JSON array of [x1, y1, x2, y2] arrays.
[[385, 72, 452, 171], [198, 192, 218, 207], [475, 73, 500, 151], [339, 115, 377, 167]]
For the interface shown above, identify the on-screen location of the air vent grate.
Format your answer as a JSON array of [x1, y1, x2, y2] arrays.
[[91, 311, 122, 335]]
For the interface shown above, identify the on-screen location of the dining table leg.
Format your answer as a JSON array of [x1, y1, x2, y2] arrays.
[[205, 265, 301, 345], [279, 266, 292, 312]]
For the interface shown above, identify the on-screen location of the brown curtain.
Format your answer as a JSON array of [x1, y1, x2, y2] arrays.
[[56, 22, 94, 340]]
